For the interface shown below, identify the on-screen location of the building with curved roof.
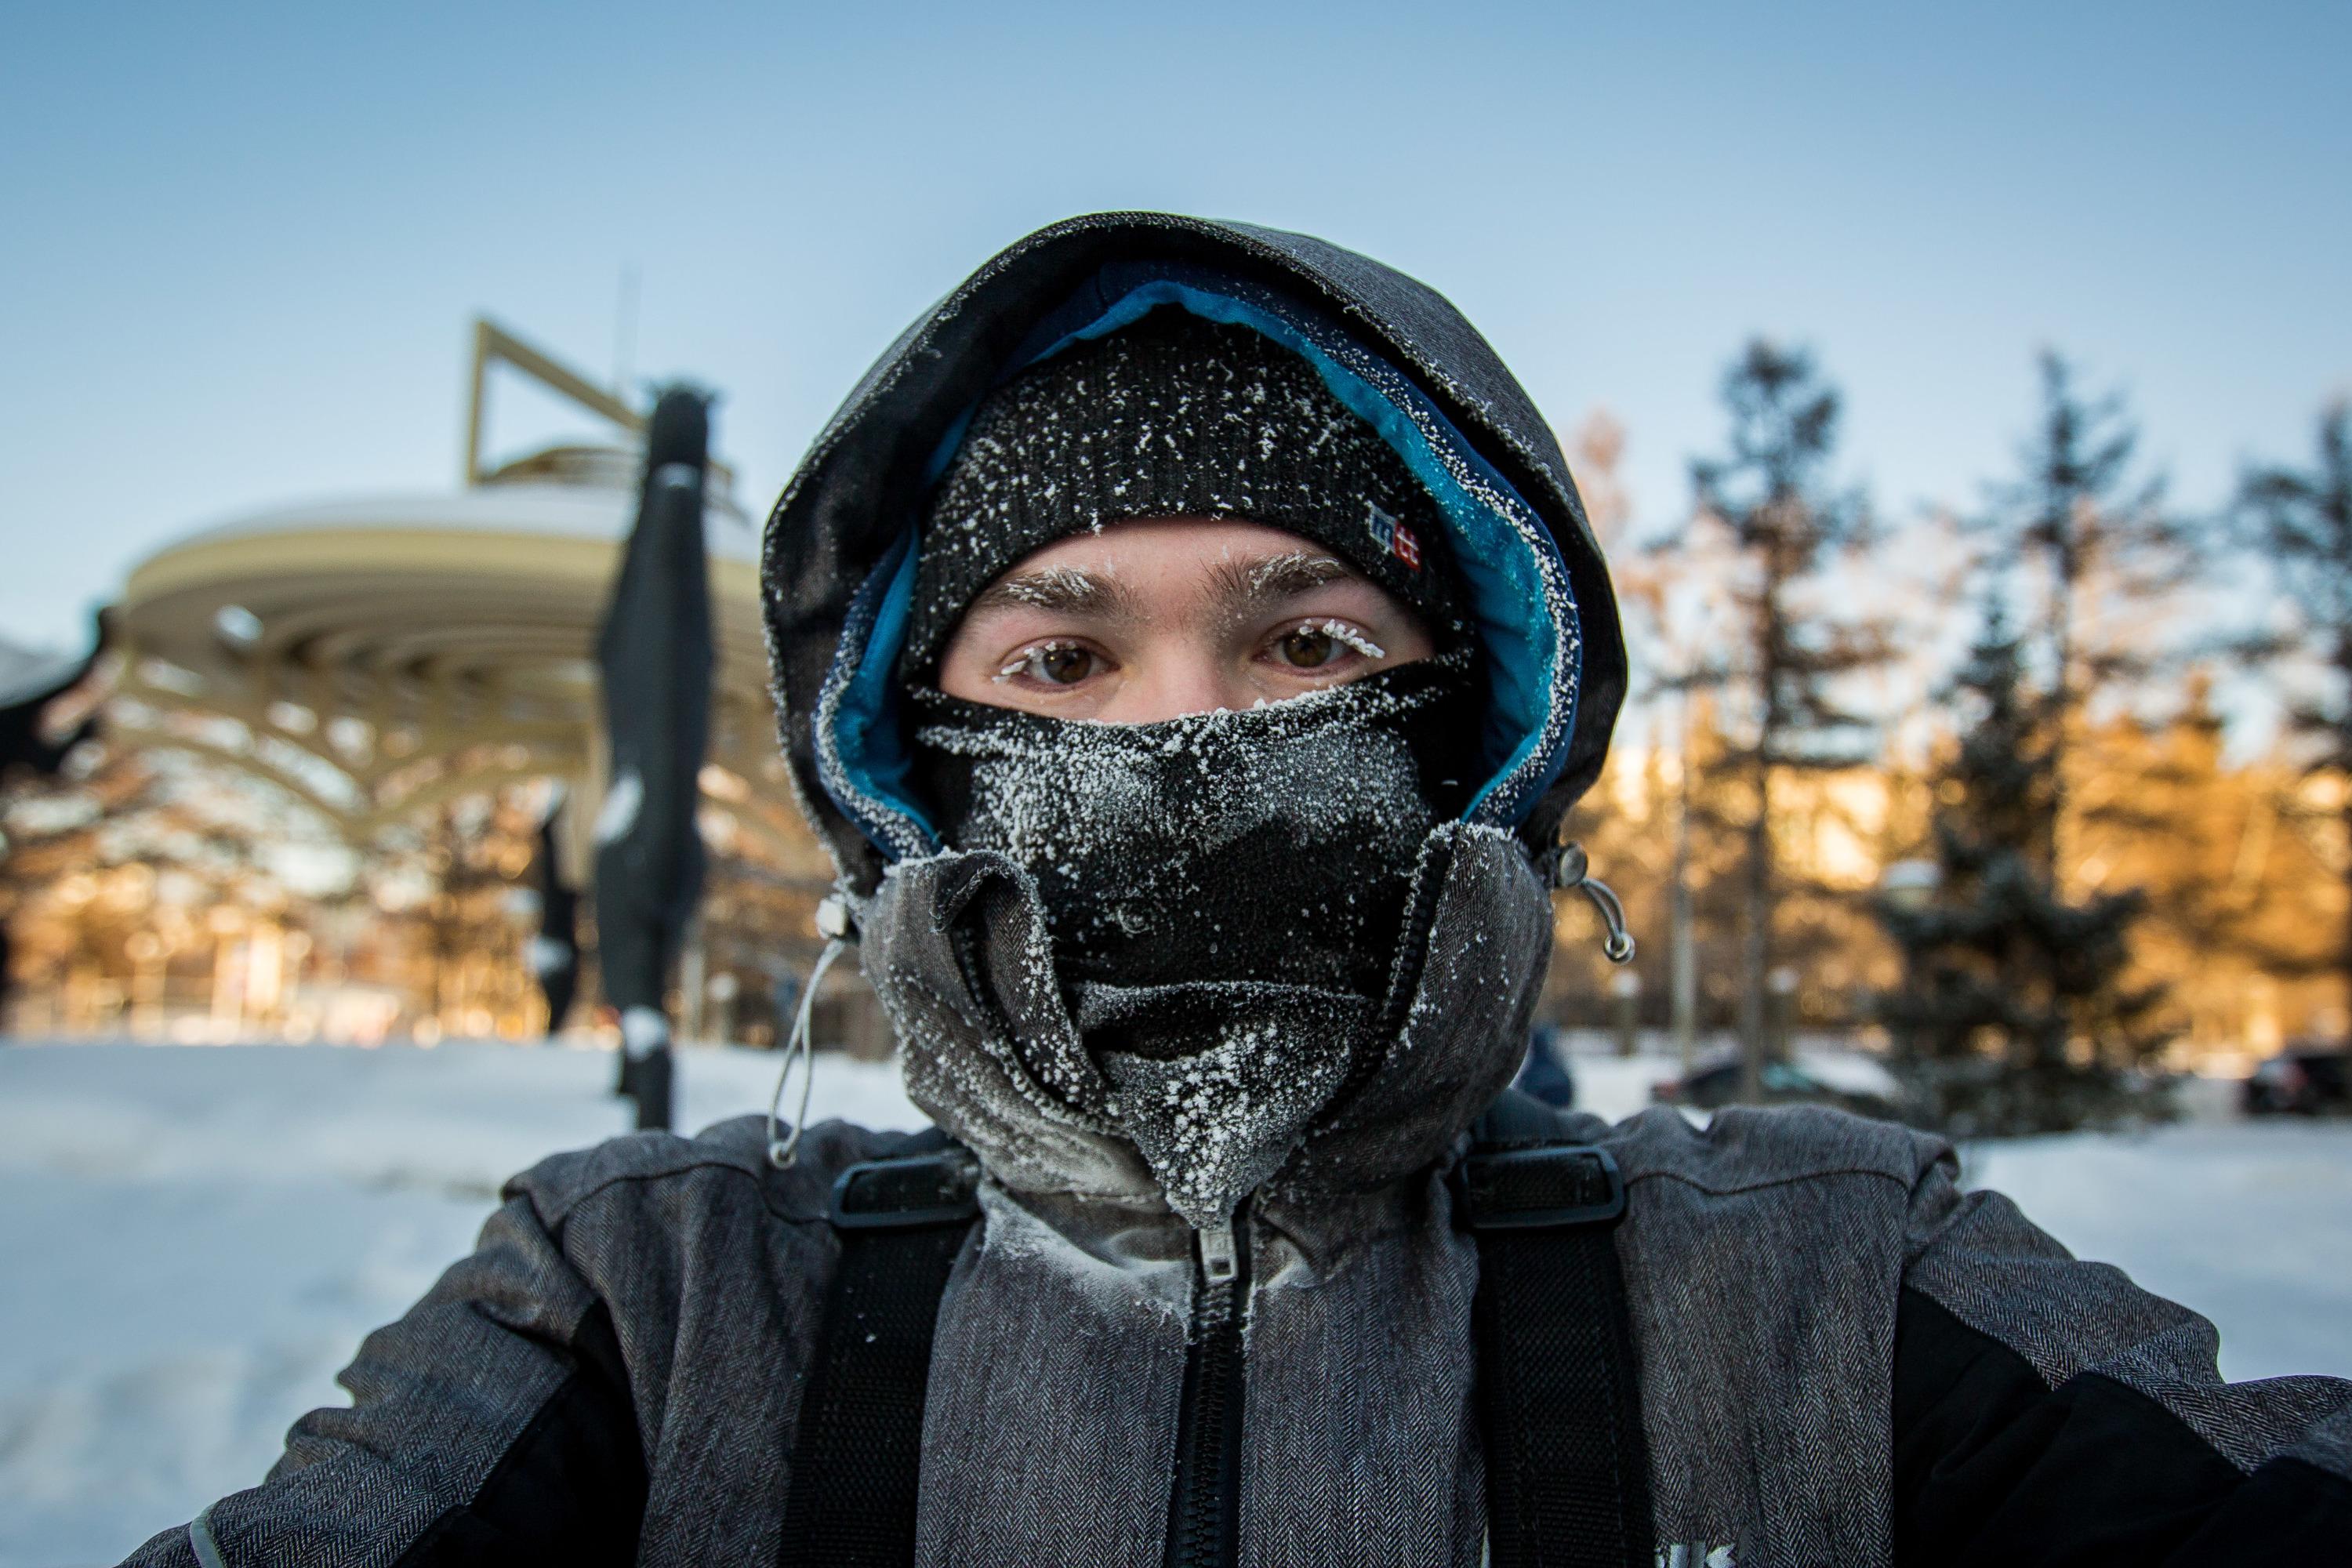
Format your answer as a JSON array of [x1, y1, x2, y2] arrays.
[[108, 323, 821, 887]]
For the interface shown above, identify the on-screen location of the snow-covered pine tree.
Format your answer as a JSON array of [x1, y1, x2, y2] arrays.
[[1672, 343, 1890, 1099], [2234, 399, 2352, 1033], [1987, 352, 2185, 884], [1875, 599, 2172, 1135]]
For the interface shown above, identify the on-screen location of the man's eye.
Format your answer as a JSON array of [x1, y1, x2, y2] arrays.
[[1278, 626, 1338, 668], [1000, 642, 1098, 686], [1271, 619, 1385, 670]]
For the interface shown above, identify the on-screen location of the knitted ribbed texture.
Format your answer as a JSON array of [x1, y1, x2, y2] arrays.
[[904, 307, 1458, 673]]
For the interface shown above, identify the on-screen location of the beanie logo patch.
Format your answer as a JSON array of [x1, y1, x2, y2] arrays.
[[1363, 501, 1422, 572]]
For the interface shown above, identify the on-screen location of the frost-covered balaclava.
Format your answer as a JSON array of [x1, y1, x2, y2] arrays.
[[905, 308, 1477, 1225]]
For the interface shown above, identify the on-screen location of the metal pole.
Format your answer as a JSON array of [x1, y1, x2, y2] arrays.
[[1671, 698, 1699, 1075], [1611, 971, 1642, 1059]]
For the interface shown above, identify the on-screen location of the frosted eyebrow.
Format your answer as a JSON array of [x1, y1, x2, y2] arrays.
[[1207, 551, 1352, 613], [971, 565, 1140, 621]]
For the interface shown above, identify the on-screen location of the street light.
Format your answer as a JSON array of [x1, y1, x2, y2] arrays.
[[1768, 965, 1799, 1065], [1879, 858, 1942, 1069]]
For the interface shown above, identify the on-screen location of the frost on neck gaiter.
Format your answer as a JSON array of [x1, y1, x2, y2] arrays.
[[907, 658, 1468, 1225], [1074, 979, 1373, 1227], [911, 658, 1465, 995]]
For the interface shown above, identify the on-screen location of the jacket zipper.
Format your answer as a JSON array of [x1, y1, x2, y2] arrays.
[[1163, 1206, 1249, 1568]]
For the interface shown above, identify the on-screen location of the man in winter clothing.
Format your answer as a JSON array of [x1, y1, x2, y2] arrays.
[[125, 214, 2350, 1566]]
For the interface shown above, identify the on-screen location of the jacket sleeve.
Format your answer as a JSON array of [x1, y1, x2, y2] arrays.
[[1893, 1154, 2352, 1566], [116, 1192, 646, 1568]]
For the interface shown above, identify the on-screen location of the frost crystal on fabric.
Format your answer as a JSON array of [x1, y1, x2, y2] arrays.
[[911, 655, 1472, 996], [902, 307, 1460, 676], [906, 659, 1472, 1223], [853, 822, 1550, 1235], [1079, 982, 1371, 1226]]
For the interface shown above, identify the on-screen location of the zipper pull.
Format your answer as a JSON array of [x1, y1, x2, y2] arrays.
[[1196, 1220, 1238, 1286], [1544, 841, 1636, 964]]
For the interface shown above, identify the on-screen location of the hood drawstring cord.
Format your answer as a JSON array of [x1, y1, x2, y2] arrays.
[[1544, 842, 1636, 964], [767, 892, 856, 1171]]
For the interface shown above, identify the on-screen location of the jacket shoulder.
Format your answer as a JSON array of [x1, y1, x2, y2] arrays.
[[503, 1112, 939, 1230], [1590, 1102, 1950, 1198], [1900, 1143, 2352, 1475]]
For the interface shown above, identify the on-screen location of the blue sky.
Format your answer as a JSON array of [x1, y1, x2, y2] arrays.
[[2, 1, 2347, 657]]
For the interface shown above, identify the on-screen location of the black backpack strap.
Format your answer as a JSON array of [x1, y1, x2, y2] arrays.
[[1459, 1088, 1655, 1568], [779, 1135, 981, 1566]]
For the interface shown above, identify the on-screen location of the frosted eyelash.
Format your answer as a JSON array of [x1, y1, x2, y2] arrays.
[[994, 641, 1081, 683], [1308, 619, 1385, 660]]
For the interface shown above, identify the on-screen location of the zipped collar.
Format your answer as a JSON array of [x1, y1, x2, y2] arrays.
[[851, 822, 1555, 1207]]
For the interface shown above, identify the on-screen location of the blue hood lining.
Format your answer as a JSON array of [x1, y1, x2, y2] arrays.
[[815, 273, 1582, 862], [818, 521, 937, 855]]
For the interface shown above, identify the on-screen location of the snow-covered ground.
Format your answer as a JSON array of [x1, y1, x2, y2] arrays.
[[4, 1040, 2347, 1567], [0, 1040, 920, 1568]]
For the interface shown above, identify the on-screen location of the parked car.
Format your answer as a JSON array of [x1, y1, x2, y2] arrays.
[[1653, 1047, 1902, 1121], [2242, 1045, 2351, 1116]]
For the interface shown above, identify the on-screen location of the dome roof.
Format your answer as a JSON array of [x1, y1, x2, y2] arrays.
[[108, 445, 801, 868]]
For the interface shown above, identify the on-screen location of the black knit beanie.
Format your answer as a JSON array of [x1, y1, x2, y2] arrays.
[[901, 307, 1461, 674]]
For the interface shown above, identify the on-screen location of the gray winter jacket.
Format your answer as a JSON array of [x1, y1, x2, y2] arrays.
[[123, 216, 2352, 1566], [122, 831, 2352, 1566]]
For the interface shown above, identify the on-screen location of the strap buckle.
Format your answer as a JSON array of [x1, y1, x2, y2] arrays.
[[827, 1150, 982, 1231], [1457, 1144, 1626, 1231]]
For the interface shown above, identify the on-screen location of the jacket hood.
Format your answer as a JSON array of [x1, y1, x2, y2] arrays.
[[761, 212, 1625, 896]]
